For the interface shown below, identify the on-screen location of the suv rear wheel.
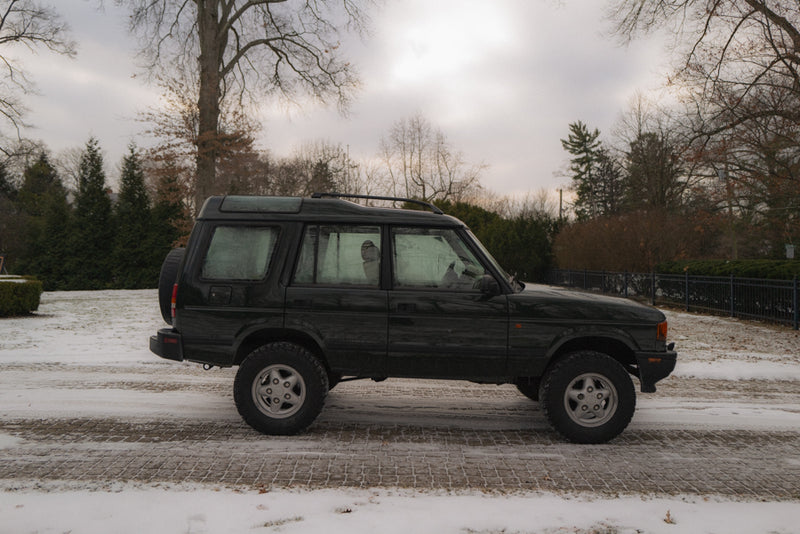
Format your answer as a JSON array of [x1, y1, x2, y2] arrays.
[[539, 351, 635, 444], [234, 342, 329, 435]]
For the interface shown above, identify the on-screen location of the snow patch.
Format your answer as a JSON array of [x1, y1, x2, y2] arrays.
[[674, 360, 800, 381], [0, 433, 23, 449], [1, 487, 799, 534]]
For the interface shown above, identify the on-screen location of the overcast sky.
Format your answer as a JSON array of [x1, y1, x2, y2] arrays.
[[14, 0, 670, 196]]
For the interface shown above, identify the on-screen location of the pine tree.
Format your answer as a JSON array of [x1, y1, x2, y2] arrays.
[[113, 144, 153, 288], [71, 138, 114, 289], [35, 186, 72, 290], [14, 154, 72, 288], [18, 153, 60, 217], [0, 162, 16, 200], [624, 131, 684, 211], [561, 121, 603, 220], [0, 162, 22, 274]]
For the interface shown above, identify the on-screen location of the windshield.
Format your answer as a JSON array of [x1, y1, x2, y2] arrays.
[[465, 230, 524, 292]]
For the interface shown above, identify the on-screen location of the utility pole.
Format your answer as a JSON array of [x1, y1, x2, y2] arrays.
[[717, 167, 738, 260]]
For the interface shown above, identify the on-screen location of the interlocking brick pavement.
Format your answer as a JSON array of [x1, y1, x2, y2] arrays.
[[2, 380, 799, 499]]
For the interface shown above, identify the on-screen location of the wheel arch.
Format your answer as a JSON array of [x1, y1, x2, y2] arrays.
[[546, 334, 638, 376], [234, 328, 328, 369]]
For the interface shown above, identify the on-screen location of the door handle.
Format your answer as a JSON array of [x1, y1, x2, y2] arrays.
[[396, 302, 416, 312], [209, 286, 232, 305]]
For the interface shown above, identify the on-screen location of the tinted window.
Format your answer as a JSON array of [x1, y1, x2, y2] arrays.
[[293, 225, 382, 287], [392, 227, 485, 290], [202, 226, 279, 280]]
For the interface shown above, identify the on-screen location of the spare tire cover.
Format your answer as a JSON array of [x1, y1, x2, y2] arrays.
[[158, 247, 185, 324]]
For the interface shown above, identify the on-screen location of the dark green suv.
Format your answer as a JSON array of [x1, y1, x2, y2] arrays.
[[150, 194, 676, 443]]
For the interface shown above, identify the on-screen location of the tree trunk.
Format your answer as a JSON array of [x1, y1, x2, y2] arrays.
[[196, 0, 222, 214]]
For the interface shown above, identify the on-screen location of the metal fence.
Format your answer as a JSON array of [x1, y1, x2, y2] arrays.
[[546, 269, 800, 330]]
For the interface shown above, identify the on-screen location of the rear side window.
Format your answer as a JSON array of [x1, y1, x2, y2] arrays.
[[202, 226, 279, 280], [293, 225, 381, 287]]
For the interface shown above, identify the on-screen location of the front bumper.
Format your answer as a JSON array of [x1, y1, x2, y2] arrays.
[[635, 348, 677, 393], [149, 328, 184, 362]]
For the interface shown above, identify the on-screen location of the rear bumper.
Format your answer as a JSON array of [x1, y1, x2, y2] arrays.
[[635, 349, 677, 393], [150, 328, 184, 362]]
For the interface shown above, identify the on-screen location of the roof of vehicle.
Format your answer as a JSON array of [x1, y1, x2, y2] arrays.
[[197, 195, 465, 227]]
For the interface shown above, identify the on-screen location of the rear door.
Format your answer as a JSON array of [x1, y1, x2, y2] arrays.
[[178, 223, 285, 365]]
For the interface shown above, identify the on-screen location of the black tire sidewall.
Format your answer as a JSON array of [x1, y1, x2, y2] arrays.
[[515, 379, 540, 401], [540, 351, 635, 444], [234, 343, 328, 435]]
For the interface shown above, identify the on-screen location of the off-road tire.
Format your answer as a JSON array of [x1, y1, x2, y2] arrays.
[[234, 342, 328, 435], [539, 351, 635, 444], [157, 247, 185, 324], [515, 378, 540, 401]]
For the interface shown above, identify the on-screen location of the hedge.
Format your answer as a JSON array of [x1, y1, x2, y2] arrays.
[[0, 277, 44, 316], [655, 260, 800, 280]]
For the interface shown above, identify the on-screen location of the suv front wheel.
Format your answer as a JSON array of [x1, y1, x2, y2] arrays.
[[234, 343, 329, 435], [539, 351, 635, 444]]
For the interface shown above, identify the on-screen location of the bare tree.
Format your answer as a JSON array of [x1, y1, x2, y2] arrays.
[[0, 0, 75, 156], [609, 1, 800, 146], [122, 0, 371, 211], [140, 72, 263, 210], [609, 2, 800, 254], [379, 113, 484, 202]]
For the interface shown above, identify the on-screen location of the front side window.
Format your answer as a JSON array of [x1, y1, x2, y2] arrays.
[[392, 227, 486, 290], [293, 225, 382, 287], [202, 226, 279, 280]]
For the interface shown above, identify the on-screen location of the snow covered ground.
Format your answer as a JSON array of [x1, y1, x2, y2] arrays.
[[1, 290, 799, 533], [3, 487, 799, 534]]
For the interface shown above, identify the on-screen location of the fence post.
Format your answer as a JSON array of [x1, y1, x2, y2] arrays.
[[794, 276, 798, 331], [685, 271, 690, 312], [730, 274, 735, 318], [583, 269, 587, 290], [624, 271, 629, 298], [651, 272, 656, 306], [602, 270, 606, 294]]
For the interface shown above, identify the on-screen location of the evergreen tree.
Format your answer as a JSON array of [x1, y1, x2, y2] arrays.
[[0, 162, 21, 273], [14, 154, 72, 288], [0, 162, 16, 201], [624, 131, 685, 211], [18, 153, 60, 217], [71, 138, 114, 289], [113, 144, 153, 288], [562, 121, 601, 220], [31, 186, 72, 290], [595, 148, 626, 217]]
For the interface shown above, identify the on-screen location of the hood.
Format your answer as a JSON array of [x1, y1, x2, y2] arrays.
[[510, 283, 666, 324]]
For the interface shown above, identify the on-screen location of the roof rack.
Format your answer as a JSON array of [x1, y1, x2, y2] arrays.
[[311, 192, 444, 215]]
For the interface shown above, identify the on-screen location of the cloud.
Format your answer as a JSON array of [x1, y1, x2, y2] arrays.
[[14, 0, 670, 197]]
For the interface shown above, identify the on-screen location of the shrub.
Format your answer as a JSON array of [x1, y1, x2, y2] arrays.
[[656, 260, 800, 280], [0, 277, 44, 316], [554, 209, 722, 272]]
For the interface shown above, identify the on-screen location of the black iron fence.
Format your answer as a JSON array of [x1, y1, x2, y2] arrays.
[[546, 269, 800, 330]]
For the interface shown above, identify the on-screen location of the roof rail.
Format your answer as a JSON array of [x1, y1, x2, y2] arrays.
[[311, 192, 444, 215]]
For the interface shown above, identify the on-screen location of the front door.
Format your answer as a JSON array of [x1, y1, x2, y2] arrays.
[[387, 227, 508, 379]]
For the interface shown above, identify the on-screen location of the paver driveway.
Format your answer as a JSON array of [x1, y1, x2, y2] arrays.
[[1, 291, 799, 499]]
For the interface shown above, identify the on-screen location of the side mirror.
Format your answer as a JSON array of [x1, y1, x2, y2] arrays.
[[479, 274, 500, 296]]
